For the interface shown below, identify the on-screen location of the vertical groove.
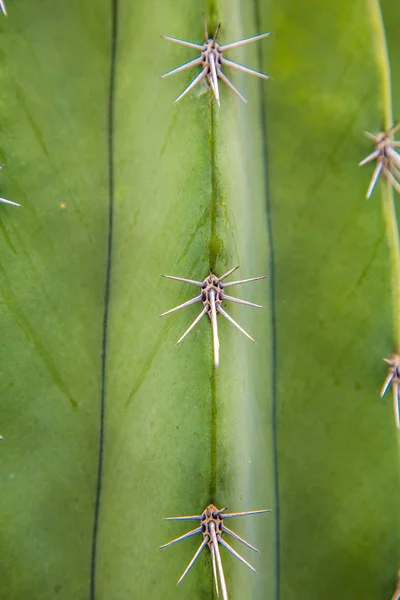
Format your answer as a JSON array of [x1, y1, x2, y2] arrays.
[[207, 0, 219, 504], [254, 2, 280, 600], [209, 99, 219, 269], [209, 98, 218, 502], [210, 368, 217, 502], [89, 0, 118, 598]]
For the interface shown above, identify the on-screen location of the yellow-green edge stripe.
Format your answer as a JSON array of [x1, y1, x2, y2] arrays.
[[369, 0, 400, 589], [368, 0, 400, 351]]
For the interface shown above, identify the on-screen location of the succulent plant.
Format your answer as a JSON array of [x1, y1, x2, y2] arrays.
[[0, 1, 399, 599]]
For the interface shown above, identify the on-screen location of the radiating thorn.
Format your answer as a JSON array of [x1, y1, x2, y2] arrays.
[[221, 524, 259, 552], [218, 265, 239, 282], [213, 24, 221, 42], [222, 57, 270, 79], [221, 32, 271, 51], [390, 163, 400, 181], [387, 146, 400, 170], [0, 197, 21, 207], [223, 275, 268, 288], [211, 543, 220, 598], [381, 354, 400, 428], [364, 131, 378, 142], [381, 372, 395, 398], [0, 0, 7, 16], [177, 539, 208, 585], [208, 70, 218, 97], [209, 52, 220, 107], [213, 506, 228, 517], [176, 307, 208, 344], [358, 149, 380, 166], [385, 169, 400, 194], [388, 123, 400, 137], [390, 570, 400, 600], [207, 55, 219, 103], [209, 523, 228, 600], [217, 305, 255, 342], [366, 161, 383, 199], [164, 515, 203, 521], [393, 381, 400, 430], [222, 293, 264, 309], [209, 289, 220, 367], [160, 56, 203, 79], [159, 527, 203, 549], [174, 67, 208, 103], [218, 537, 256, 572], [158, 295, 202, 318], [222, 508, 272, 519], [162, 274, 203, 286], [218, 70, 248, 103], [202, 11, 208, 40], [0, 164, 19, 207], [162, 35, 203, 50], [0, 166, 19, 206]]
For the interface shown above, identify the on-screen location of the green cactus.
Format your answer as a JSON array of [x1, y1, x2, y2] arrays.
[[0, 1, 399, 599]]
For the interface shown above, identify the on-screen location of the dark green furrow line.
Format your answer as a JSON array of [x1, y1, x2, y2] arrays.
[[210, 369, 217, 502], [254, 2, 280, 600], [89, 0, 118, 597]]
